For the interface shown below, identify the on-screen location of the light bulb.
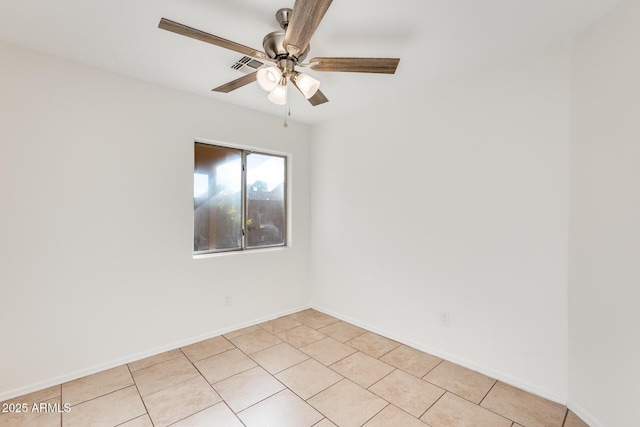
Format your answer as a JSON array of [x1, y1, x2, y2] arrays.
[[291, 72, 320, 99], [256, 67, 282, 92], [268, 83, 287, 105]]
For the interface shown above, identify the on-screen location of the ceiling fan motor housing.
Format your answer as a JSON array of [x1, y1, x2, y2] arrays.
[[263, 30, 309, 62]]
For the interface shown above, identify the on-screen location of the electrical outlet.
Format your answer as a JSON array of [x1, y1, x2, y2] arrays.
[[440, 312, 451, 327], [224, 296, 231, 307]]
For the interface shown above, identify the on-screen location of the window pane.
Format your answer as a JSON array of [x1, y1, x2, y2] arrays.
[[246, 153, 286, 248], [194, 144, 242, 252]]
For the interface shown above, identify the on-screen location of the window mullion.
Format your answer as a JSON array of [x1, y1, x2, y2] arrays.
[[241, 151, 248, 250]]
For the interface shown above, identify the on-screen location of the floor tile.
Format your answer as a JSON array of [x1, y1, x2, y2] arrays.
[[277, 325, 327, 348], [259, 316, 303, 334], [423, 361, 496, 404], [347, 332, 400, 358], [330, 352, 395, 388], [143, 375, 221, 427], [250, 342, 309, 374], [308, 379, 388, 427], [223, 325, 263, 340], [564, 410, 589, 427], [318, 321, 368, 342], [171, 402, 244, 427], [194, 348, 257, 384], [119, 414, 154, 427], [275, 359, 344, 400], [128, 349, 184, 372], [0, 397, 61, 427], [213, 366, 285, 412], [1, 385, 60, 407], [131, 355, 200, 396], [300, 337, 358, 365], [286, 308, 317, 318], [314, 419, 338, 427], [363, 404, 429, 427], [181, 335, 235, 362], [6, 309, 584, 427], [228, 329, 282, 354], [380, 345, 442, 378], [289, 309, 340, 329], [369, 369, 445, 418], [238, 389, 323, 427], [61, 365, 133, 406], [62, 386, 145, 427], [422, 392, 512, 427], [480, 382, 567, 427]]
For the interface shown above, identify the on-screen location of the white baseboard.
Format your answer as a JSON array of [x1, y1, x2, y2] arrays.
[[0, 304, 311, 402], [566, 400, 605, 427], [312, 304, 567, 405]]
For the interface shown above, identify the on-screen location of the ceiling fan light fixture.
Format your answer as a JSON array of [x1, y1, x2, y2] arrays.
[[257, 66, 282, 92], [159, 1, 400, 110], [291, 72, 320, 99], [268, 82, 287, 105]]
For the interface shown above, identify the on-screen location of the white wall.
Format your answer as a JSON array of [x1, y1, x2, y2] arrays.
[[569, 1, 640, 425], [311, 45, 571, 401], [4, 4, 638, 417], [0, 41, 312, 400]]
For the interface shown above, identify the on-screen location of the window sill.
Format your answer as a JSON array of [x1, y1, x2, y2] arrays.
[[193, 245, 288, 259]]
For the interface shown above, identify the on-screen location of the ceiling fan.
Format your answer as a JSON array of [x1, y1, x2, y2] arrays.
[[158, 0, 400, 108]]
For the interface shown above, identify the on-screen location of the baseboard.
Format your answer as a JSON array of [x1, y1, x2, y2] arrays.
[[0, 304, 311, 402], [312, 304, 567, 405], [566, 400, 605, 427]]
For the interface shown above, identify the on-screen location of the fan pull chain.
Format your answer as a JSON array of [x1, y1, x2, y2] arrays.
[[288, 81, 292, 117], [283, 80, 289, 128], [283, 103, 288, 128]]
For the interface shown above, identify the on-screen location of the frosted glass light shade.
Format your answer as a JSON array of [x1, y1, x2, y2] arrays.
[[292, 72, 320, 99], [257, 67, 282, 92], [268, 83, 287, 105]]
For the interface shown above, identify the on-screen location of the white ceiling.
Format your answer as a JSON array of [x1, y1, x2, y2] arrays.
[[0, 0, 623, 124]]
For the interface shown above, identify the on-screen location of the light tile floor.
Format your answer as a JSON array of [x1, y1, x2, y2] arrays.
[[0, 309, 590, 427]]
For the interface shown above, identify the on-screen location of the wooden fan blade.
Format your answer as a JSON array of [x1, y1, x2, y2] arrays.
[[291, 78, 328, 106], [212, 72, 257, 93], [283, 0, 333, 57], [159, 18, 269, 60], [308, 89, 329, 106], [310, 57, 400, 74]]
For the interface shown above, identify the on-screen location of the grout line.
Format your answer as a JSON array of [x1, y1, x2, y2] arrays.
[[478, 379, 498, 406], [323, 348, 358, 367], [366, 368, 398, 391], [360, 402, 390, 426], [419, 390, 447, 419], [422, 358, 445, 379], [226, 388, 286, 420], [231, 401, 249, 427], [478, 378, 498, 404], [376, 342, 403, 360], [561, 407, 569, 426], [125, 363, 150, 424], [473, 382, 519, 425], [186, 351, 247, 427], [65, 383, 138, 408], [54, 394, 62, 427], [129, 350, 186, 374], [114, 414, 151, 427]]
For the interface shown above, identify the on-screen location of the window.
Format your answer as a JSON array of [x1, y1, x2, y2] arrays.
[[194, 142, 286, 254]]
